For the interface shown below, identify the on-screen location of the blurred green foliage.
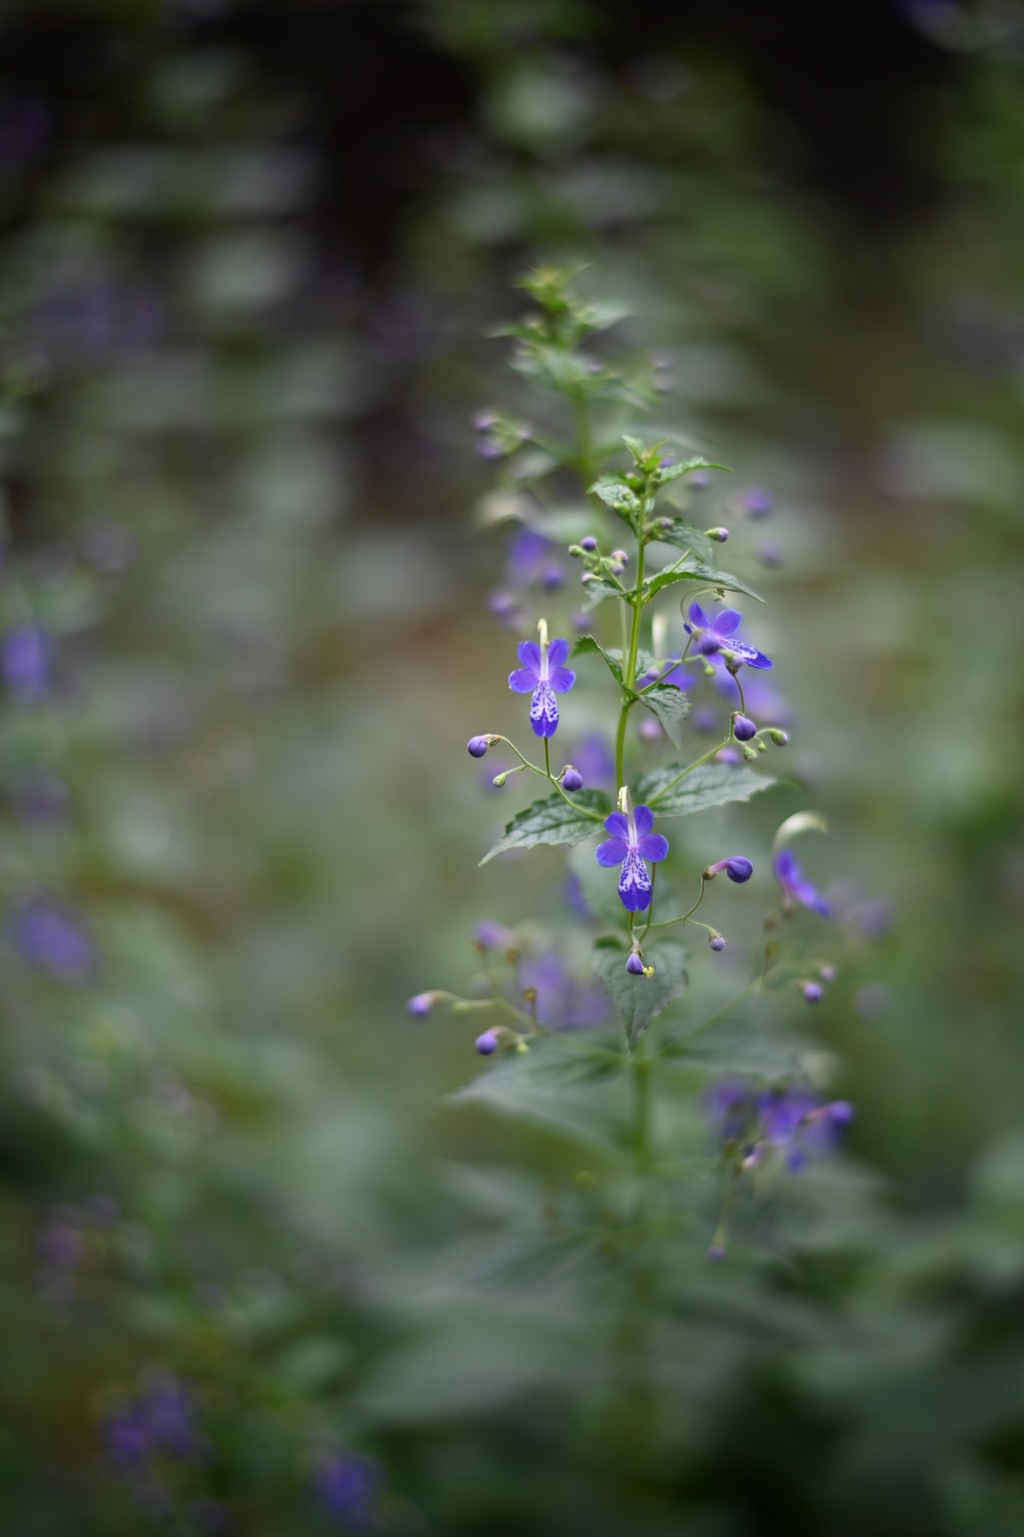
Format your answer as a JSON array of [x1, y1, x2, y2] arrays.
[[0, 2, 1022, 1533]]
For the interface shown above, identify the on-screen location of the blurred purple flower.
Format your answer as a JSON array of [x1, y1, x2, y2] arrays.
[[12, 897, 95, 982], [2, 625, 51, 700], [773, 849, 830, 917], [520, 950, 608, 1029], [102, 1376, 204, 1470], [708, 1080, 853, 1171], [313, 1450, 381, 1527]]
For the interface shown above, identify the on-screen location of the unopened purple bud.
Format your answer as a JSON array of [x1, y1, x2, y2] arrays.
[[561, 767, 584, 792], [801, 982, 823, 1004], [725, 857, 753, 883], [473, 409, 497, 431], [626, 952, 645, 976], [707, 1242, 727, 1262], [467, 736, 490, 757], [743, 486, 773, 519], [733, 714, 757, 742], [706, 527, 729, 543], [611, 549, 628, 566], [580, 535, 598, 552], [407, 992, 436, 1017], [709, 935, 726, 952], [825, 1100, 854, 1126], [475, 1030, 499, 1056]]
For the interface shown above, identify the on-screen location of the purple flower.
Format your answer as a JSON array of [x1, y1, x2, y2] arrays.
[[13, 898, 94, 982], [759, 1088, 854, 1171], [684, 604, 772, 671], [561, 766, 584, 792], [773, 849, 830, 917], [626, 952, 644, 975], [509, 636, 575, 738], [101, 1376, 204, 1470], [596, 804, 669, 912], [732, 714, 757, 742], [2, 625, 51, 700], [801, 981, 823, 1004], [406, 992, 436, 1017], [312, 1451, 380, 1526], [519, 951, 608, 1029], [475, 1030, 499, 1055], [474, 920, 517, 951], [742, 486, 773, 519]]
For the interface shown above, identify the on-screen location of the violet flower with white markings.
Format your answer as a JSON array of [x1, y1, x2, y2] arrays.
[[596, 803, 669, 912], [683, 603, 772, 671], [508, 629, 575, 738]]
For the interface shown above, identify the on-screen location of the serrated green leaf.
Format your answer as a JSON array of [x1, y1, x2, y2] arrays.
[[633, 761, 776, 817], [593, 938, 688, 1047], [448, 1032, 629, 1149], [479, 790, 609, 865], [645, 562, 764, 604], [654, 456, 730, 487], [572, 638, 660, 692], [580, 576, 629, 612], [652, 520, 715, 563], [572, 634, 624, 686], [639, 684, 691, 746]]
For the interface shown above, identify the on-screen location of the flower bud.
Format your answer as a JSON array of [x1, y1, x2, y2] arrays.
[[801, 981, 823, 1004], [541, 565, 564, 591], [492, 772, 507, 788], [706, 527, 729, 543], [706, 857, 752, 884], [581, 571, 597, 585], [611, 549, 628, 566], [707, 1242, 727, 1262], [567, 544, 584, 558], [475, 1030, 499, 1055], [580, 535, 598, 553], [742, 746, 758, 761], [769, 727, 789, 746], [468, 735, 498, 758], [732, 714, 756, 742], [626, 952, 645, 976], [561, 766, 584, 792], [407, 992, 439, 1017], [472, 409, 497, 431], [819, 964, 837, 984], [709, 934, 726, 952]]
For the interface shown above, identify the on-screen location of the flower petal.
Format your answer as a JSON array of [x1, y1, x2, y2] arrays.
[[518, 641, 542, 670], [723, 638, 772, 670], [711, 609, 742, 637], [596, 838, 628, 867], [636, 833, 669, 862], [547, 666, 576, 693], [530, 682, 559, 737], [509, 667, 539, 692], [618, 850, 653, 911], [633, 804, 654, 836], [547, 637, 570, 668], [603, 812, 629, 840], [687, 602, 710, 630]]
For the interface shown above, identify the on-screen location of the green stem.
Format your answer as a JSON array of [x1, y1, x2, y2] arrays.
[[645, 730, 734, 807], [614, 535, 646, 792]]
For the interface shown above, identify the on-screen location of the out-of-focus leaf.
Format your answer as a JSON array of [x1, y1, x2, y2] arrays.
[[639, 683, 691, 745], [593, 937, 687, 1047], [449, 1031, 629, 1149]]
